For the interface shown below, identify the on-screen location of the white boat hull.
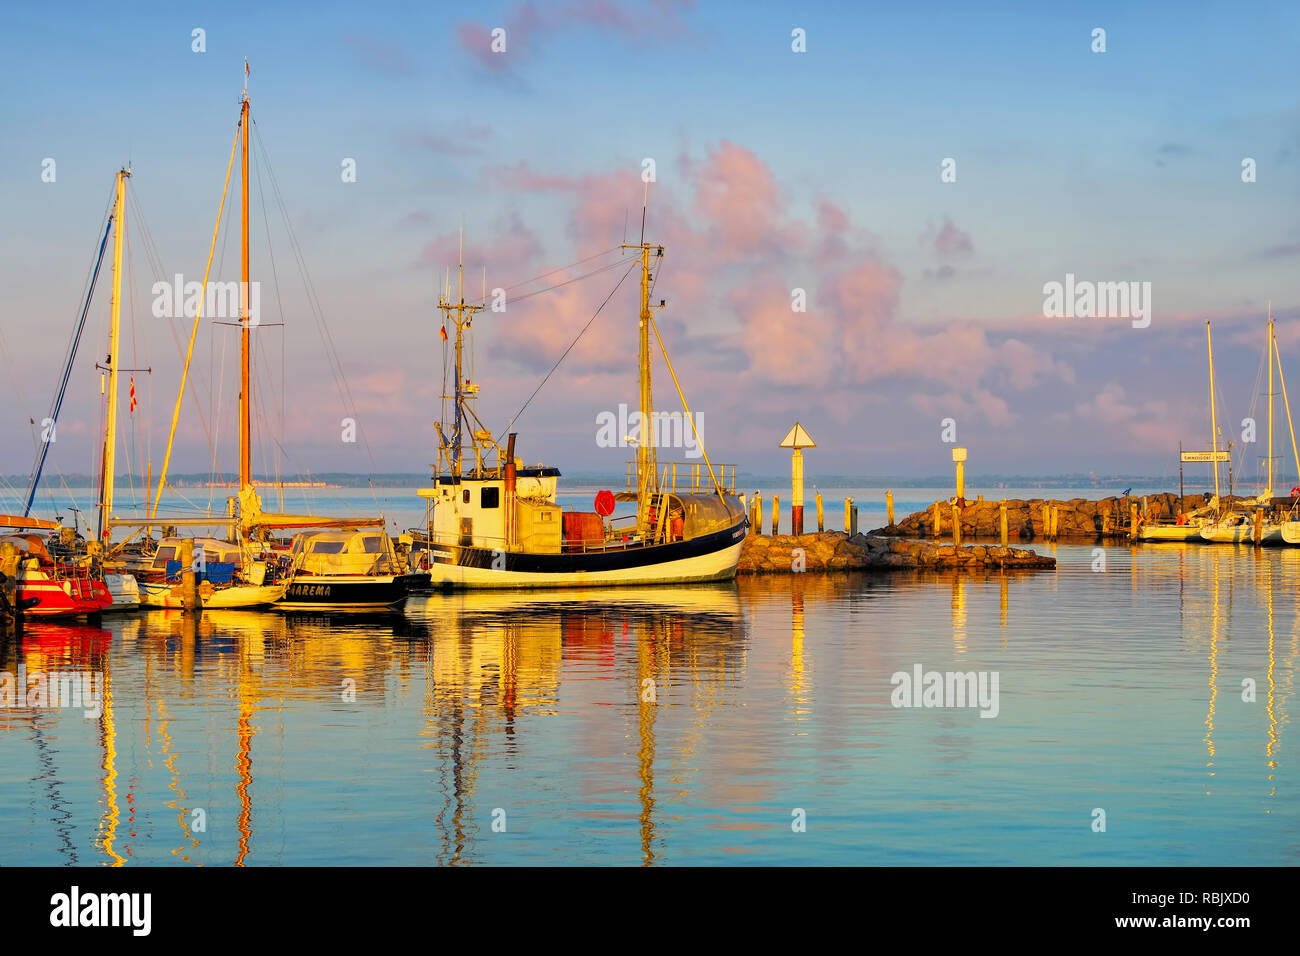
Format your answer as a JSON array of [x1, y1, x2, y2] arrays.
[[1138, 523, 1205, 542], [1198, 520, 1284, 544], [104, 572, 140, 611], [139, 582, 287, 608]]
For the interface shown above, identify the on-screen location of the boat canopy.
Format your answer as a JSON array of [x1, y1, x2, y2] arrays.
[[0, 534, 52, 560], [290, 529, 396, 575], [151, 537, 244, 570]]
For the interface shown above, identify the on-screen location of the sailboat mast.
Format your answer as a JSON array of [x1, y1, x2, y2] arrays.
[[1208, 321, 1221, 501], [239, 90, 252, 491], [1268, 304, 1274, 498], [98, 168, 129, 542]]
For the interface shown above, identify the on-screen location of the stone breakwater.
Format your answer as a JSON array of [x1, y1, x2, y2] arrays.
[[737, 531, 1055, 573], [871, 492, 1239, 541]]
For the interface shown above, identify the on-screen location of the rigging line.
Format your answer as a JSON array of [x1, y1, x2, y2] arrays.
[[464, 246, 623, 305], [501, 258, 639, 437], [153, 115, 241, 519], [24, 176, 118, 517], [253, 122, 381, 512], [501, 257, 635, 308], [252, 140, 290, 497]]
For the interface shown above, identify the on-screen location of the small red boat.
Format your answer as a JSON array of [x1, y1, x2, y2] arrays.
[[1, 534, 113, 619]]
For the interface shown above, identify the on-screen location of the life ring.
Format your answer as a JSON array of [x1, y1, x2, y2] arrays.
[[1290, 486, 1300, 497]]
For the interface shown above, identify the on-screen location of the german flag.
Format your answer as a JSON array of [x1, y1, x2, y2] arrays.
[[129, 376, 137, 413]]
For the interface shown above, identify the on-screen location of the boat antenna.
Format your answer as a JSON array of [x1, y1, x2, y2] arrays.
[[639, 181, 648, 246]]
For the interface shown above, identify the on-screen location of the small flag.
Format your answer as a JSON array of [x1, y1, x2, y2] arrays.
[[129, 376, 137, 414], [245, 60, 250, 76], [440, 325, 447, 342]]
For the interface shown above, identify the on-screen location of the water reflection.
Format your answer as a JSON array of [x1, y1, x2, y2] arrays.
[[2, 551, 1299, 865]]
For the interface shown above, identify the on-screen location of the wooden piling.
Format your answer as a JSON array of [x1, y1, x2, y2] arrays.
[[179, 539, 200, 612], [886, 490, 895, 526], [844, 497, 857, 536], [999, 500, 1008, 546], [1041, 503, 1049, 540], [952, 502, 962, 548], [1129, 503, 1139, 541], [932, 502, 942, 538], [1, 541, 21, 635], [752, 493, 763, 531], [815, 493, 824, 532], [771, 495, 780, 536], [1254, 510, 1263, 546]]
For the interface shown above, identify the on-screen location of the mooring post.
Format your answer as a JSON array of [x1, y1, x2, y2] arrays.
[[1254, 509, 1263, 546], [752, 493, 763, 531], [952, 502, 962, 548], [1, 541, 20, 636], [1040, 502, 1049, 540], [845, 497, 857, 535], [1129, 503, 1139, 541], [1000, 500, 1008, 546], [1051, 505, 1059, 540], [179, 538, 199, 612], [771, 495, 780, 536], [932, 501, 941, 538], [815, 493, 824, 532], [886, 489, 895, 526]]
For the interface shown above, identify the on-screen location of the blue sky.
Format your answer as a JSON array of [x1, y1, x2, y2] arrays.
[[1, 0, 1298, 495]]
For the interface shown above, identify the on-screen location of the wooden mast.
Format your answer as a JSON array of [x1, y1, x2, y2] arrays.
[[239, 73, 252, 492], [97, 168, 129, 542], [1268, 304, 1274, 498], [1208, 322, 1221, 503]]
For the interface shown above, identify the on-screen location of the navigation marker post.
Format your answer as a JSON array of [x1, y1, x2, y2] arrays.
[[780, 423, 816, 536]]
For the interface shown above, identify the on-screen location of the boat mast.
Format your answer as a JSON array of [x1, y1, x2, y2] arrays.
[[1268, 304, 1274, 498], [438, 232, 482, 478], [97, 168, 130, 542], [622, 198, 661, 532], [1208, 321, 1221, 502], [239, 74, 252, 492]]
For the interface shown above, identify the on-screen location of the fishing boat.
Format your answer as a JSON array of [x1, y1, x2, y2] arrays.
[[0, 533, 112, 619], [410, 220, 747, 588]]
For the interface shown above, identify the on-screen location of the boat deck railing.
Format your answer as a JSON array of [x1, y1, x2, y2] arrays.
[[624, 461, 737, 495], [411, 516, 680, 555]]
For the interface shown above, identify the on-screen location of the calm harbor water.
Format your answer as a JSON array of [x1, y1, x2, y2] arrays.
[[2, 537, 1297, 865]]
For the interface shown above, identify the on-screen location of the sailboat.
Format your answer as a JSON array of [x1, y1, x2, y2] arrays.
[[9, 167, 139, 612], [1200, 311, 1288, 544], [411, 224, 748, 588], [137, 72, 419, 610]]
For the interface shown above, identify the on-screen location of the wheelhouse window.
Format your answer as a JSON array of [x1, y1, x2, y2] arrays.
[[309, 541, 347, 554], [481, 487, 500, 509]]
